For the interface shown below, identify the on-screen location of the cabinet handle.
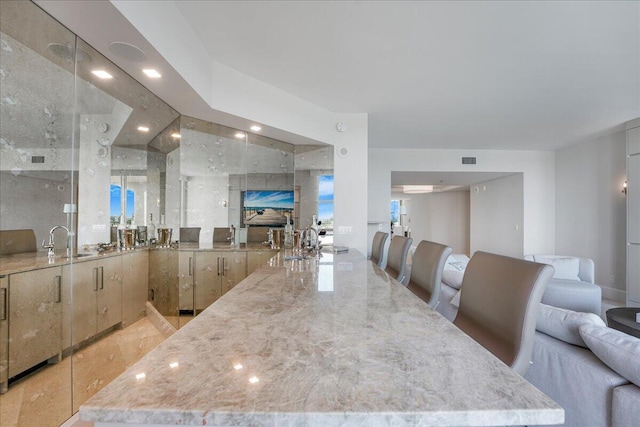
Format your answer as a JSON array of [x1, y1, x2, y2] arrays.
[[99, 266, 104, 289], [217, 257, 221, 276], [189, 257, 193, 276], [0, 288, 6, 321], [222, 257, 227, 276], [93, 267, 99, 291], [54, 275, 62, 303]]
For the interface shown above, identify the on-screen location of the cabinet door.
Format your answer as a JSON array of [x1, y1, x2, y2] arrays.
[[194, 252, 221, 312], [247, 250, 277, 276], [221, 251, 247, 295], [121, 251, 149, 327], [629, 244, 640, 305], [63, 260, 97, 347], [178, 251, 194, 311], [629, 154, 640, 243], [0, 275, 8, 392], [148, 249, 179, 320], [96, 256, 122, 333], [8, 267, 62, 378]]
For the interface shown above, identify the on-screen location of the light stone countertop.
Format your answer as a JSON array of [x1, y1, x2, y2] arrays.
[[0, 244, 276, 276], [80, 249, 564, 427]]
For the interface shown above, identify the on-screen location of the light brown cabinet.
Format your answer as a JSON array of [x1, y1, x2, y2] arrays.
[[8, 267, 62, 378], [192, 251, 246, 313], [62, 256, 122, 348], [178, 251, 195, 312], [0, 275, 8, 393], [148, 249, 179, 319], [121, 251, 148, 327]]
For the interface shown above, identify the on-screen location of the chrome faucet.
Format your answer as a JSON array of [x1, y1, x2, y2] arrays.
[[303, 226, 321, 252], [42, 225, 70, 258], [227, 224, 236, 246]]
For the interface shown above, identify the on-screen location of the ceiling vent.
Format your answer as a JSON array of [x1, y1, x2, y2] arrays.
[[31, 156, 45, 164], [462, 157, 476, 165]]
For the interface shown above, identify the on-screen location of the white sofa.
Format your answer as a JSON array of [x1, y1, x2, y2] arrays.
[[524, 304, 640, 427], [524, 255, 602, 315]]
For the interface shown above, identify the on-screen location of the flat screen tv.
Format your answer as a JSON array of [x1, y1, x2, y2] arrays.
[[242, 190, 294, 227]]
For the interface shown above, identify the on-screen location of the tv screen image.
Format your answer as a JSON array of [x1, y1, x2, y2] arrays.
[[243, 190, 294, 226]]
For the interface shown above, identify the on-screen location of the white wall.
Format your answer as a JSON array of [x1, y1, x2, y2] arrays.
[[369, 148, 555, 258], [555, 130, 627, 301], [393, 191, 470, 255], [470, 174, 524, 257]]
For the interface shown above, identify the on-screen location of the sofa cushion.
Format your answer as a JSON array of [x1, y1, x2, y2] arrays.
[[541, 279, 602, 315], [441, 269, 464, 290], [535, 256, 580, 281], [580, 324, 640, 388], [536, 303, 605, 347], [612, 385, 640, 427]]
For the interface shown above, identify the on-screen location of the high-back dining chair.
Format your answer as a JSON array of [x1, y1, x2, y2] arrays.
[[406, 240, 452, 308], [179, 227, 201, 243], [453, 251, 554, 376], [370, 231, 389, 267], [384, 235, 413, 285]]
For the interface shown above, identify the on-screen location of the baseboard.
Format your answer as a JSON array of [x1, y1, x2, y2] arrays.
[[599, 285, 626, 303], [145, 301, 177, 338]]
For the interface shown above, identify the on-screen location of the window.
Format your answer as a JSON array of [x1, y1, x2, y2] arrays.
[[390, 200, 400, 226], [110, 184, 135, 225], [318, 175, 334, 228]]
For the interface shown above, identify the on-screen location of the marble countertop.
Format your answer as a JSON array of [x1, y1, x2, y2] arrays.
[[80, 250, 563, 427], [0, 244, 278, 275]]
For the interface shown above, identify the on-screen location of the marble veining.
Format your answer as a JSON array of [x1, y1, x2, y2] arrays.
[[80, 250, 563, 426]]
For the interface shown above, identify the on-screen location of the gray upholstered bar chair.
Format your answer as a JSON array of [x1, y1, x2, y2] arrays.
[[453, 251, 554, 376], [179, 227, 201, 243], [406, 240, 452, 309], [384, 235, 413, 285], [370, 231, 389, 267]]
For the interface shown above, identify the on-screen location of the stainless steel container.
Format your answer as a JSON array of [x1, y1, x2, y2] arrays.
[[157, 227, 172, 247], [118, 229, 138, 250], [137, 226, 147, 245], [270, 228, 284, 249]]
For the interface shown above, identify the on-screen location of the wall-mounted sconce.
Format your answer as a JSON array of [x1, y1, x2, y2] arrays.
[[222, 200, 228, 207], [622, 180, 627, 195]]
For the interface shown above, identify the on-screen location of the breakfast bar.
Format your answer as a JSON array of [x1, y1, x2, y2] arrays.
[[80, 249, 564, 426]]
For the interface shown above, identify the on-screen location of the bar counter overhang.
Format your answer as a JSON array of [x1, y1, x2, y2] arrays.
[[80, 249, 564, 427]]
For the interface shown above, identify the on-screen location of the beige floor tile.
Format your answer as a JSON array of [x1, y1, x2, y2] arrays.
[[0, 317, 163, 427]]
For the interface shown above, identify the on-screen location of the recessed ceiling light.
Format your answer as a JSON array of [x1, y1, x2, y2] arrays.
[[250, 125, 262, 132], [142, 69, 161, 78], [109, 41, 146, 62], [171, 133, 181, 139], [92, 70, 113, 79], [137, 126, 149, 132], [235, 132, 246, 139], [402, 185, 434, 194]]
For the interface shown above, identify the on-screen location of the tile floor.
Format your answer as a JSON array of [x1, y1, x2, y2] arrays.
[[0, 317, 165, 427]]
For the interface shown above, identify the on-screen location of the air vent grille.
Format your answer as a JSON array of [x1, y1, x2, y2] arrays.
[[31, 156, 45, 164], [462, 157, 476, 165]]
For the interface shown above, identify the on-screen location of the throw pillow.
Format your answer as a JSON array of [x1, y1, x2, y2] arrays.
[[441, 270, 464, 290], [536, 303, 605, 347], [579, 324, 640, 388], [536, 256, 580, 281], [444, 254, 469, 272]]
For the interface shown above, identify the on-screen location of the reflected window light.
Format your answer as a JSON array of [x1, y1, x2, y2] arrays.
[[135, 373, 146, 380], [142, 69, 161, 78], [233, 363, 243, 370], [169, 362, 179, 369], [92, 70, 113, 79], [249, 376, 259, 384]]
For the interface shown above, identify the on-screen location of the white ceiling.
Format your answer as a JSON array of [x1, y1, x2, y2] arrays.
[[37, 1, 640, 151]]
